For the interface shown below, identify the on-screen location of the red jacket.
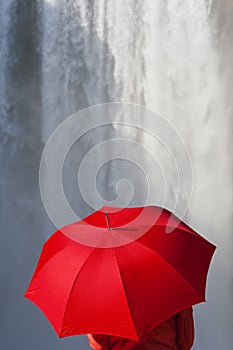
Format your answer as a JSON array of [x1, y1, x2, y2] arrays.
[[87, 307, 194, 350]]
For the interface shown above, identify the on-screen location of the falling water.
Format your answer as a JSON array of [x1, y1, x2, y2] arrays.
[[40, 0, 145, 141], [0, 0, 232, 349]]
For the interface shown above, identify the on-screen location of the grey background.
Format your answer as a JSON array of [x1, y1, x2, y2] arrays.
[[0, 1, 232, 349]]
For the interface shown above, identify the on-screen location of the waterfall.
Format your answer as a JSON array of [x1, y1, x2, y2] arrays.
[[40, 0, 145, 141], [0, 0, 232, 349]]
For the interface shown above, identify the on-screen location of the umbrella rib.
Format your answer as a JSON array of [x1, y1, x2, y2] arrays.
[[112, 231, 206, 301], [59, 235, 108, 336], [111, 224, 211, 300], [29, 233, 72, 281], [112, 245, 138, 340], [135, 238, 206, 301], [143, 239, 213, 300]]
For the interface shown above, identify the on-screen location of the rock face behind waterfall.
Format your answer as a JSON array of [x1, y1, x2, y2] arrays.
[[0, 1, 54, 348], [0, 1, 233, 350], [0, 0, 42, 267]]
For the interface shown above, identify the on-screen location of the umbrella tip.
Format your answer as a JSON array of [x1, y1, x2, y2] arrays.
[[104, 212, 112, 230]]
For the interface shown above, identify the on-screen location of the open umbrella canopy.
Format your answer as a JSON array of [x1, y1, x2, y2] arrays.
[[24, 205, 216, 341]]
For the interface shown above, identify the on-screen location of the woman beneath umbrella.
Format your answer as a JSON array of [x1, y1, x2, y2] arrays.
[[87, 306, 194, 350]]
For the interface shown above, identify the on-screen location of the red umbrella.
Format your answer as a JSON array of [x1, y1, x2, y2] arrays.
[[24, 205, 216, 341]]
